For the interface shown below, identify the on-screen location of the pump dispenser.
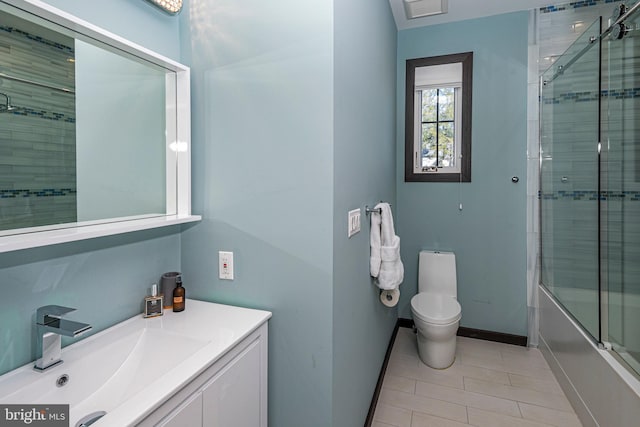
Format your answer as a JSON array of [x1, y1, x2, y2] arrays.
[[173, 277, 185, 312]]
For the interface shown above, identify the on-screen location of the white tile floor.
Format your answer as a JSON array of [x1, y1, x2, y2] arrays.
[[372, 327, 583, 427]]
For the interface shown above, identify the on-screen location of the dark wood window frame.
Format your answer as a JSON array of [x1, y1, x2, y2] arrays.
[[405, 52, 473, 182]]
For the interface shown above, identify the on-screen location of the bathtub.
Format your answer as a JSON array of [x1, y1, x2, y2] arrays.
[[539, 285, 640, 427]]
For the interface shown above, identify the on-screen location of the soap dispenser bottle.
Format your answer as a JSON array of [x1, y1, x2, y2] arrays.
[[173, 277, 185, 312]]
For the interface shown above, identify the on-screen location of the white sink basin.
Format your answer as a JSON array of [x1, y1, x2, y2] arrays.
[[0, 299, 271, 426]]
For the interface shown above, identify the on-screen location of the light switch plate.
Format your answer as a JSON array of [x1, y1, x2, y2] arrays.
[[348, 208, 361, 238], [219, 251, 234, 280]]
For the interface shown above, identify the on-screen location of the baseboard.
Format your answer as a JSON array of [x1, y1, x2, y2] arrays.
[[396, 318, 527, 347], [457, 326, 527, 347], [364, 320, 401, 427], [397, 317, 414, 329]]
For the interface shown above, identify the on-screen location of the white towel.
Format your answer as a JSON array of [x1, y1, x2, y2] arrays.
[[370, 202, 404, 290]]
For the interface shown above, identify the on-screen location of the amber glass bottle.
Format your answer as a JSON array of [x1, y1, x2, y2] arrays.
[[173, 277, 185, 312]]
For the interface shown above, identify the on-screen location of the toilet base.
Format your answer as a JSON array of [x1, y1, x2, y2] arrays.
[[415, 323, 458, 369]]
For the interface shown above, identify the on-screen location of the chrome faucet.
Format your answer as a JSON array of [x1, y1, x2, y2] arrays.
[[34, 305, 92, 372]]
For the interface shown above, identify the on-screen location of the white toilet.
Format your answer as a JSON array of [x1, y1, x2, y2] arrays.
[[410, 250, 462, 369]]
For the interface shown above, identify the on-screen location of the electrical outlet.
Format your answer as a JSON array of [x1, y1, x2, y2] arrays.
[[219, 251, 234, 280], [348, 208, 361, 238]]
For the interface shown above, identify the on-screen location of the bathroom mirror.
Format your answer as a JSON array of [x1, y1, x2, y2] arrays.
[[0, 0, 193, 243]]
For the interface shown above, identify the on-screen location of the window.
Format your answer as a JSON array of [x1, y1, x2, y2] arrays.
[[417, 86, 460, 172], [405, 52, 472, 182]]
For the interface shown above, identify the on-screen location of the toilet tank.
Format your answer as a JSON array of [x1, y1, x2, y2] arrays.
[[418, 251, 457, 297]]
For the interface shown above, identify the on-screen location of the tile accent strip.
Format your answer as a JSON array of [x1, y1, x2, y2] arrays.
[[0, 188, 77, 198], [540, 0, 620, 14], [8, 107, 76, 123], [0, 25, 74, 54], [541, 88, 640, 104], [539, 190, 640, 200]]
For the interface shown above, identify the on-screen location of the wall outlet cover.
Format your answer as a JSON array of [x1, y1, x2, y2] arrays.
[[348, 208, 361, 238], [219, 251, 234, 280]]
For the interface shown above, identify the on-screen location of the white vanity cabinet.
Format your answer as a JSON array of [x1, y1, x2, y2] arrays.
[[0, 300, 270, 427], [139, 323, 268, 427], [159, 394, 203, 427]]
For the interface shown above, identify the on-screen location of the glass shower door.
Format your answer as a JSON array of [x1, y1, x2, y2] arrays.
[[602, 4, 640, 374], [540, 18, 602, 341]]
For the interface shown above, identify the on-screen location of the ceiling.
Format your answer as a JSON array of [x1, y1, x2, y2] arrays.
[[388, 0, 555, 30]]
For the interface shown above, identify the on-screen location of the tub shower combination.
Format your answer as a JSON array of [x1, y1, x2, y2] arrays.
[[539, 1, 640, 424]]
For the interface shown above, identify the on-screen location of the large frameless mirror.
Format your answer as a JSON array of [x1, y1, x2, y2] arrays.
[[0, 0, 192, 243]]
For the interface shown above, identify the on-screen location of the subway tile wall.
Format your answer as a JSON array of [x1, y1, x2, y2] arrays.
[[0, 17, 76, 231], [537, 4, 606, 342], [537, 2, 616, 292]]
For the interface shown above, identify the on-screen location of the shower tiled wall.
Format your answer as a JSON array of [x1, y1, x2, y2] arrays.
[[539, 15, 602, 338], [538, 0, 621, 74], [0, 19, 76, 231], [536, 1, 621, 295]]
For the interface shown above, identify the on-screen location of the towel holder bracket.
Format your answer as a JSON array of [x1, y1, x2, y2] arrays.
[[365, 202, 392, 215]]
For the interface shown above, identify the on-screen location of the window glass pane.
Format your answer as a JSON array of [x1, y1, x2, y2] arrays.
[[438, 122, 455, 167], [421, 123, 436, 167], [405, 53, 472, 182], [421, 89, 437, 122], [438, 87, 455, 121]]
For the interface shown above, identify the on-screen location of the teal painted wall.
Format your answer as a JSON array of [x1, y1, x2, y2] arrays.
[[0, 1, 182, 376], [0, 228, 181, 375], [39, 0, 180, 60], [178, 0, 335, 425], [396, 12, 529, 336], [332, 0, 397, 426], [180, 0, 398, 424]]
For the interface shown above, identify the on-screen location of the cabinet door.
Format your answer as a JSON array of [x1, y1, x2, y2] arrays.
[[202, 339, 262, 427], [158, 393, 203, 427]]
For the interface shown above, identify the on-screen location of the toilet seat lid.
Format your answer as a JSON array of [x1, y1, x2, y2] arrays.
[[410, 293, 461, 325]]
